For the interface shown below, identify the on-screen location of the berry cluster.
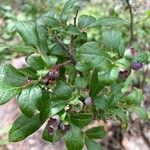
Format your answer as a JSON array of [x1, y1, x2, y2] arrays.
[[46, 115, 70, 135], [42, 67, 60, 85], [125, 48, 143, 69]]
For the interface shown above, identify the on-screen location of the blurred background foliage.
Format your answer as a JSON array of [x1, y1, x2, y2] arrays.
[[0, 0, 149, 63], [0, 0, 149, 89]]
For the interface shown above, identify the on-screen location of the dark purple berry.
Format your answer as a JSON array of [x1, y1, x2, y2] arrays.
[[48, 67, 60, 80], [119, 70, 128, 80], [48, 115, 60, 127], [59, 122, 70, 133], [131, 61, 143, 70], [42, 67, 60, 85], [84, 97, 94, 106], [124, 47, 138, 60], [41, 76, 50, 85], [47, 126, 54, 135]]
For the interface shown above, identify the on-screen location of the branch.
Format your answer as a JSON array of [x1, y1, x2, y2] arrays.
[[55, 60, 72, 68], [22, 80, 38, 89], [74, 9, 79, 27], [54, 35, 76, 65], [70, 9, 79, 51], [126, 0, 134, 45]]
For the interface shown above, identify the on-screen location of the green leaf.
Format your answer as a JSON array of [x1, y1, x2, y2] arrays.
[[50, 43, 67, 57], [0, 84, 21, 105], [78, 15, 96, 30], [115, 58, 130, 69], [16, 21, 38, 47], [75, 62, 90, 73], [70, 113, 93, 128], [85, 137, 102, 150], [18, 85, 42, 117], [0, 64, 26, 105], [18, 67, 38, 80], [89, 69, 104, 97], [89, 17, 127, 27], [110, 109, 128, 129], [0, 44, 8, 53], [94, 95, 108, 110], [85, 126, 106, 139], [66, 24, 80, 35], [41, 99, 67, 120], [98, 66, 119, 85], [75, 76, 88, 89], [36, 13, 59, 28], [42, 128, 64, 143], [9, 114, 43, 142], [61, 0, 90, 17], [109, 84, 123, 107], [41, 55, 58, 67], [102, 29, 121, 51], [10, 45, 36, 53], [132, 106, 148, 120], [54, 81, 72, 100], [65, 125, 84, 150], [35, 25, 48, 54], [124, 89, 144, 105], [26, 53, 46, 70], [38, 90, 53, 121], [77, 41, 111, 69], [66, 64, 77, 83], [50, 101, 67, 116], [0, 64, 26, 86], [36, 13, 59, 54]]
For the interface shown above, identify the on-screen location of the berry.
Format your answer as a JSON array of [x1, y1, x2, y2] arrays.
[[59, 122, 70, 133], [119, 70, 128, 80], [124, 47, 138, 60], [130, 48, 138, 56], [48, 67, 60, 80], [42, 67, 60, 85], [84, 97, 94, 106], [46, 126, 54, 135], [131, 61, 143, 70], [48, 115, 60, 127]]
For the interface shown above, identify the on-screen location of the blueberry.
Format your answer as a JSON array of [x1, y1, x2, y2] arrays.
[[42, 67, 60, 85], [131, 61, 143, 70], [119, 70, 128, 80], [124, 47, 138, 60], [84, 97, 94, 106], [48, 115, 60, 127], [46, 126, 54, 135], [48, 68, 60, 80], [59, 122, 70, 133]]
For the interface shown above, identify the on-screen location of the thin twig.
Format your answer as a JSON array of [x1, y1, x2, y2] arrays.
[[74, 9, 79, 27], [54, 35, 76, 64], [70, 9, 79, 51], [55, 60, 72, 68], [21, 80, 38, 89], [126, 0, 134, 45]]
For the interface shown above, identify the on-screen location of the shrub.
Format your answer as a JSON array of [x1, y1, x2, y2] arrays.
[[0, 0, 148, 149]]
